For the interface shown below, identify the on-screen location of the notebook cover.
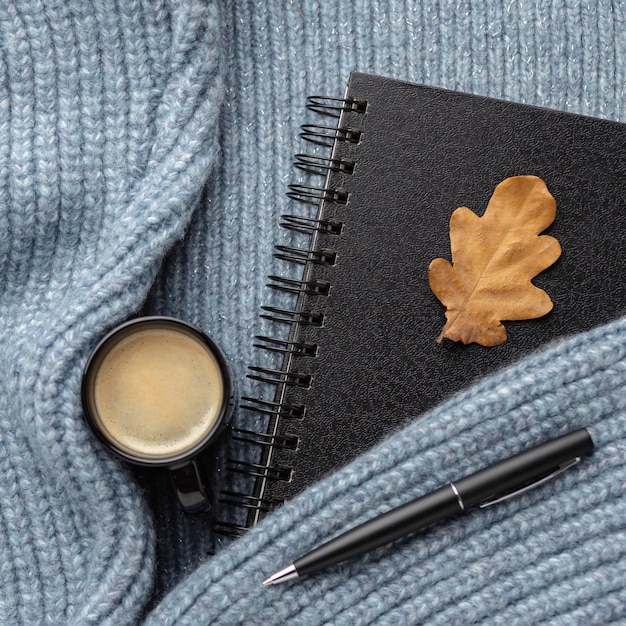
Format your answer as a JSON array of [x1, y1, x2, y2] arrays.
[[242, 71, 626, 524]]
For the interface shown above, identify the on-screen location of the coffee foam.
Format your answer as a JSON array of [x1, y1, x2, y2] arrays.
[[92, 327, 225, 460]]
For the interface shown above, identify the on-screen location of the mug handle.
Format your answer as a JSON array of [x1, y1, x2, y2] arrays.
[[169, 459, 211, 514]]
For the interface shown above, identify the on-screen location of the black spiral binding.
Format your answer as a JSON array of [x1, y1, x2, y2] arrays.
[[293, 154, 355, 177], [286, 183, 350, 206], [267, 275, 331, 296], [280, 214, 344, 235], [215, 94, 367, 536], [254, 335, 320, 357], [306, 95, 367, 117]]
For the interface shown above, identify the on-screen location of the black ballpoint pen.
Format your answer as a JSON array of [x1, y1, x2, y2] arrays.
[[262, 428, 594, 586]]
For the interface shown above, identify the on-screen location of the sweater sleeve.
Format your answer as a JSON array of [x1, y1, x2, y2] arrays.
[[146, 316, 626, 625], [0, 2, 223, 624]]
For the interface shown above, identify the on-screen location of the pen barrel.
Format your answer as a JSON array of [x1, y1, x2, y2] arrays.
[[454, 428, 594, 509], [294, 485, 460, 576]]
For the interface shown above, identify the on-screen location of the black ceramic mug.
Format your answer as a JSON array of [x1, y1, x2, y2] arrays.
[[82, 316, 233, 513]]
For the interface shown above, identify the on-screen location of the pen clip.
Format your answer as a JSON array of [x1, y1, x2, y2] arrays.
[[478, 456, 582, 508]]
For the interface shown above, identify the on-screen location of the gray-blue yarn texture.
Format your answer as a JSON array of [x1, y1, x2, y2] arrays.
[[0, 1, 624, 624]]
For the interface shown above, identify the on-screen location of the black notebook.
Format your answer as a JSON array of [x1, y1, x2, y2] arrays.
[[221, 72, 626, 531]]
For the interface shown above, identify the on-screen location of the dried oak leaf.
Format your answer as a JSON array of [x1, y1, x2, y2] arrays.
[[428, 176, 561, 347]]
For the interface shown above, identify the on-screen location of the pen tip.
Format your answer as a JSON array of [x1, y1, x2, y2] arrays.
[[261, 564, 299, 587]]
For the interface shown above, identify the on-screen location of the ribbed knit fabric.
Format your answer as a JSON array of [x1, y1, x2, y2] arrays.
[[0, 1, 624, 624], [0, 1, 223, 623]]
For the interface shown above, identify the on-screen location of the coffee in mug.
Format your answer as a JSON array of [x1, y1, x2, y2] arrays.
[[82, 316, 233, 513]]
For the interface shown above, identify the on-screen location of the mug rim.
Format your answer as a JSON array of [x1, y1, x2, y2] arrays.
[[81, 316, 233, 467]]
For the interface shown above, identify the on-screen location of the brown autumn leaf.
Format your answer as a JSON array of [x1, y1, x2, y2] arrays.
[[428, 175, 561, 347]]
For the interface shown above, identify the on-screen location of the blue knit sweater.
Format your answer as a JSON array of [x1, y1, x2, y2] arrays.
[[0, 1, 624, 624]]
